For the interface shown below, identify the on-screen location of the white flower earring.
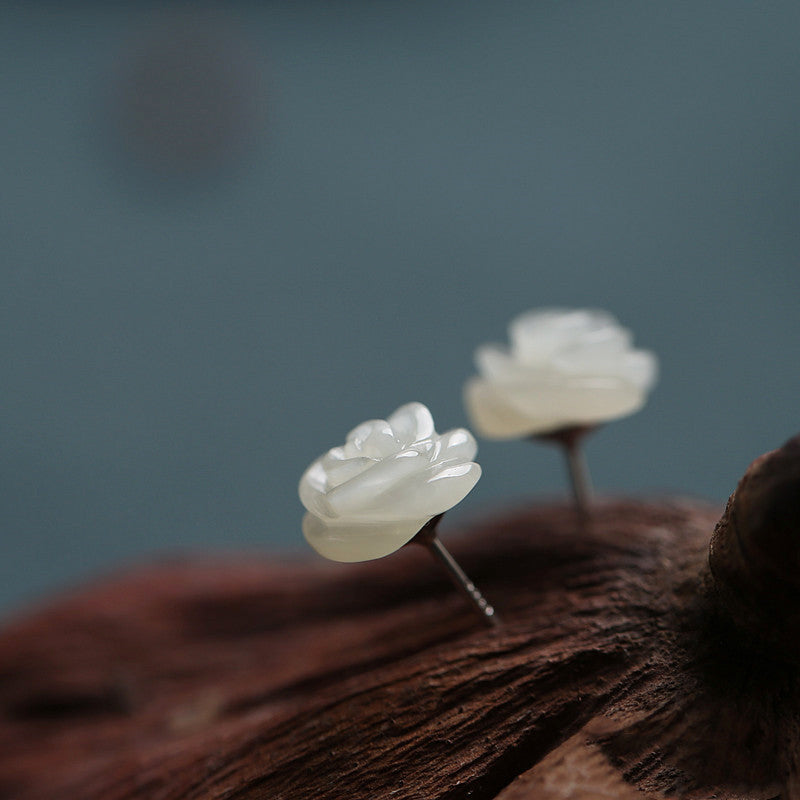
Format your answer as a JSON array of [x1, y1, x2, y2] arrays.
[[299, 402, 499, 627], [464, 309, 658, 517]]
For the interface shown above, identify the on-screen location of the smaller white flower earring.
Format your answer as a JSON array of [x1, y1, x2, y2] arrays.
[[464, 309, 658, 518], [299, 402, 499, 627]]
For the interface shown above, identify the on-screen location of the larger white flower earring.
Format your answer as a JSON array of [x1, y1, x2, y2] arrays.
[[299, 402, 499, 627], [464, 309, 658, 518]]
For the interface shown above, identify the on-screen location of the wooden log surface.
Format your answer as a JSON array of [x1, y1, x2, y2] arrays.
[[1, 439, 799, 799]]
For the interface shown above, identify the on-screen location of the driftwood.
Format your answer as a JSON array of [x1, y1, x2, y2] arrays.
[[1, 436, 799, 799]]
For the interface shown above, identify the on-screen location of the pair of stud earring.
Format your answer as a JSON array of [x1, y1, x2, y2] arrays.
[[299, 308, 658, 628]]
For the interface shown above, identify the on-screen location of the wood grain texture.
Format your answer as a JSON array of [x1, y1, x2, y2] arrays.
[[1, 438, 798, 800]]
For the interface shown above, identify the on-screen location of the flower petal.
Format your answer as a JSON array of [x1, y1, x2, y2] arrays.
[[510, 308, 621, 364], [500, 374, 646, 422], [419, 461, 482, 515], [464, 377, 544, 439], [325, 448, 427, 519], [366, 459, 482, 518], [474, 344, 529, 382], [298, 462, 335, 518], [301, 459, 328, 493], [322, 455, 375, 490], [436, 427, 478, 463], [467, 373, 651, 437], [387, 402, 435, 445], [376, 461, 481, 519], [344, 419, 399, 458], [302, 513, 429, 562], [618, 349, 658, 391]]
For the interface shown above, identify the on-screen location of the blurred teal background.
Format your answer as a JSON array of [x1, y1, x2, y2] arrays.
[[2, 1, 799, 616]]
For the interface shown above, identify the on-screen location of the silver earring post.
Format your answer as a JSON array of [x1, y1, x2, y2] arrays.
[[537, 426, 594, 520], [563, 434, 592, 519], [410, 514, 500, 628]]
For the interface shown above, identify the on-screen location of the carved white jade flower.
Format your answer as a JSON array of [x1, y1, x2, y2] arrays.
[[464, 308, 658, 439], [299, 402, 482, 563]]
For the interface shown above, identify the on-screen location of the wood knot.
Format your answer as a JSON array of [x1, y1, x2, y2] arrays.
[[709, 433, 800, 659]]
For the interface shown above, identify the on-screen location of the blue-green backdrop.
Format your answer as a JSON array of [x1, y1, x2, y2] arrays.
[[2, 1, 799, 616]]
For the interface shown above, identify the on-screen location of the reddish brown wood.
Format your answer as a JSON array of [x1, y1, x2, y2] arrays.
[[1, 436, 799, 799], [709, 434, 800, 661]]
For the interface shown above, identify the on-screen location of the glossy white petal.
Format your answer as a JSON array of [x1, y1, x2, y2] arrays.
[[297, 474, 334, 518], [344, 420, 399, 458], [388, 402, 435, 445], [357, 460, 482, 520], [465, 377, 555, 439], [321, 453, 374, 486], [466, 308, 658, 438], [298, 402, 482, 562], [325, 449, 427, 519], [436, 427, 478, 463], [406, 461, 482, 516], [302, 513, 428, 562]]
